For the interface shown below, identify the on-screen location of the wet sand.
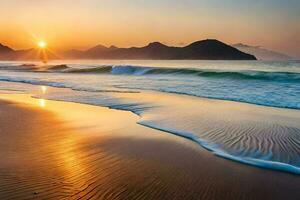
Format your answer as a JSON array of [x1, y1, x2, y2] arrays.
[[0, 94, 299, 200]]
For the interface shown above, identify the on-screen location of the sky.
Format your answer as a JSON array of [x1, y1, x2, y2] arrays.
[[0, 0, 299, 57]]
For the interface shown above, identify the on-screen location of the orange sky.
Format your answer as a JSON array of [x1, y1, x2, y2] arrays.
[[0, 0, 299, 57]]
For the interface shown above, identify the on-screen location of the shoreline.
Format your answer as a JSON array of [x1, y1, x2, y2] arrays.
[[2, 91, 300, 174], [1, 93, 300, 199], [2, 90, 300, 171]]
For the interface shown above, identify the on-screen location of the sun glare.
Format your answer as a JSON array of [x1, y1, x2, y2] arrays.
[[38, 41, 47, 49]]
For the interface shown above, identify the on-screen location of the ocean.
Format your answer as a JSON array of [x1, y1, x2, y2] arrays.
[[0, 60, 300, 174]]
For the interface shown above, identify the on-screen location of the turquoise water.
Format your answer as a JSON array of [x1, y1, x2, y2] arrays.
[[0, 60, 299, 109]]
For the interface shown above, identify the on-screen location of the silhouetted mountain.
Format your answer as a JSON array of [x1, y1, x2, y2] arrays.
[[0, 44, 40, 60], [64, 39, 256, 60], [179, 39, 256, 60], [0, 39, 256, 60], [63, 49, 84, 58], [0, 43, 14, 59], [0, 45, 59, 60], [85, 44, 108, 55], [233, 43, 293, 60]]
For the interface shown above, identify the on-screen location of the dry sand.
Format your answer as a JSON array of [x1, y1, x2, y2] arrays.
[[0, 94, 299, 200]]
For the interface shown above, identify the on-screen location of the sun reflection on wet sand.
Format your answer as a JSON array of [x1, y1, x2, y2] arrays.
[[0, 93, 143, 137], [39, 99, 46, 108], [0, 92, 145, 199], [0, 92, 164, 198]]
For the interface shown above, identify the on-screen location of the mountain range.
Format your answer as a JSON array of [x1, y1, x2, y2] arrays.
[[64, 39, 256, 60], [0, 44, 36, 60], [0, 39, 257, 60], [0, 43, 13, 55]]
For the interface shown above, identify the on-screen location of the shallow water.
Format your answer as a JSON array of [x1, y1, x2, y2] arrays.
[[1, 60, 299, 109]]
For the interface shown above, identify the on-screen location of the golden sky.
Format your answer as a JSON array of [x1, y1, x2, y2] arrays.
[[0, 0, 299, 57]]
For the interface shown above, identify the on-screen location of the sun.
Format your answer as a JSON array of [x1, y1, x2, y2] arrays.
[[38, 41, 47, 49]]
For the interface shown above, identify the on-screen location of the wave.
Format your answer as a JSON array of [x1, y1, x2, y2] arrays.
[[65, 65, 300, 81], [46, 64, 69, 71], [0, 64, 68, 72], [0, 63, 38, 71], [0, 73, 300, 110], [139, 121, 300, 175], [2, 64, 300, 81], [64, 65, 300, 81]]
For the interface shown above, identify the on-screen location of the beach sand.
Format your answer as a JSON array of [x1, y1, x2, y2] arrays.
[[0, 93, 299, 200]]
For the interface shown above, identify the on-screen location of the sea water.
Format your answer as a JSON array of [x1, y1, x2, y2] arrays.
[[0, 60, 300, 174]]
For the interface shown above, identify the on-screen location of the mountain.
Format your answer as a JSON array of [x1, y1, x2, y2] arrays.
[[64, 39, 256, 60], [0, 43, 14, 58], [0, 45, 59, 60], [180, 40, 256, 60], [0, 39, 257, 60], [233, 43, 293, 60]]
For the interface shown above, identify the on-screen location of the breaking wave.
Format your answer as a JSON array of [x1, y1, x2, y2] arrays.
[[66, 65, 300, 81], [2, 64, 300, 81]]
